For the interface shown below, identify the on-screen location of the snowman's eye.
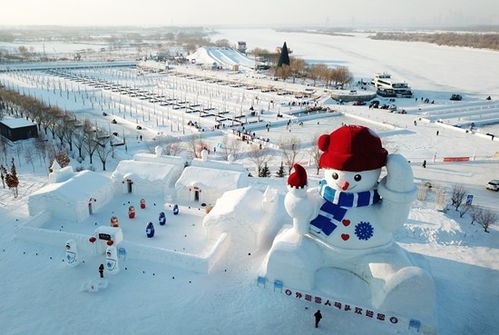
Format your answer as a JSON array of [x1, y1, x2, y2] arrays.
[[354, 174, 362, 181], [332, 172, 339, 180]]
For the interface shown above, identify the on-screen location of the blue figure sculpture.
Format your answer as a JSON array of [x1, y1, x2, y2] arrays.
[[173, 204, 179, 216], [159, 212, 166, 226], [146, 222, 155, 238]]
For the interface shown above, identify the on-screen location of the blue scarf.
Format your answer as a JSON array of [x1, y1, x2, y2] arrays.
[[310, 180, 380, 236]]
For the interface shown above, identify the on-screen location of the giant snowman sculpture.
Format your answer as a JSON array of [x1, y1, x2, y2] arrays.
[[264, 125, 435, 322]]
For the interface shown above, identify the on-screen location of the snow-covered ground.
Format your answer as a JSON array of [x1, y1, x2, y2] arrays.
[[1, 30, 499, 335]]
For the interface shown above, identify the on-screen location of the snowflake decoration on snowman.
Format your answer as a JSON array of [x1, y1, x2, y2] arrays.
[[264, 125, 435, 324]]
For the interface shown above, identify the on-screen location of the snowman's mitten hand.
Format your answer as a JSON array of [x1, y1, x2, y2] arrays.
[[384, 154, 415, 193], [288, 164, 307, 193]]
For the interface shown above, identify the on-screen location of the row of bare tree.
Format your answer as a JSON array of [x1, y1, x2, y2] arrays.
[[274, 59, 353, 88], [0, 86, 115, 171], [451, 185, 496, 233]]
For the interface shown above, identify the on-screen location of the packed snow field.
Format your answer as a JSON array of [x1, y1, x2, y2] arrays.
[[1, 30, 499, 335]]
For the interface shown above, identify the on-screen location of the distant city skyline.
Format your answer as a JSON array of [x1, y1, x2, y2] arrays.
[[2, 0, 499, 28]]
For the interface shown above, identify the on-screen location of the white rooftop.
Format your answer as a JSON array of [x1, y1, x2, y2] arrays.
[[176, 165, 246, 191], [112, 160, 178, 182], [30, 170, 112, 203], [0, 118, 36, 129]]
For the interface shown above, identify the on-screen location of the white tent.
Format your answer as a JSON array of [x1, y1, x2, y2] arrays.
[[28, 171, 114, 222]]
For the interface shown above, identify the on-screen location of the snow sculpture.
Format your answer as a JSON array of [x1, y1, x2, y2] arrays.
[[154, 145, 163, 158], [110, 215, 119, 227], [173, 204, 179, 215], [146, 222, 155, 238], [264, 125, 435, 323], [128, 206, 135, 219], [201, 149, 208, 161], [105, 246, 120, 274], [64, 239, 79, 267], [89, 226, 124, 255], [159, 212, 166, 225]]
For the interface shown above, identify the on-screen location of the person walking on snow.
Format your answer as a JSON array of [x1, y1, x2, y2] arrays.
[[99, 264, 104, 278], [422, 160, 427, 168], [314, 310, 322, 328]]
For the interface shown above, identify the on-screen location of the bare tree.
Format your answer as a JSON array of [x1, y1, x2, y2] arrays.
[[82, 120, 99, 165], [334, 66, 353, 87], [280, 136, 301, 173], [289, 57, 306, 83], [34, 135, 48, 167], [477, 209, 497, 233], [247, 145, 271, 176], [309, 134, 321, 175], [0, 135, 8, 165], [188, 134, 207, 159], [0, 164, 5, 188], [73, 128, 85, 160], [459, 204, 472, 217], [308, 64, 328, 86], [470, 205, 483, 225], [221, 135, 242, 161], [24, 146, 35, 172], [450, 185, 466, 211], [275, 64, 292, 81], [164, 138, 184, 156], [96, 136, 113, 171]]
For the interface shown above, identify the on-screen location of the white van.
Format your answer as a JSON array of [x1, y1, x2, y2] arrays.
[[486, 180, 499, 191]]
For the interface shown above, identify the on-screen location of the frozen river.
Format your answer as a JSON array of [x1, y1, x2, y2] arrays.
[[214, 29, 499, 97]]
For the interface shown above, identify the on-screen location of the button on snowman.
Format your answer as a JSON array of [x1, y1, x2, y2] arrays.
[[266, 125, 434, 321]]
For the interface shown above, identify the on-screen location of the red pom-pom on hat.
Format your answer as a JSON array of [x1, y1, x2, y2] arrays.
[[318, 125, 387, 172]]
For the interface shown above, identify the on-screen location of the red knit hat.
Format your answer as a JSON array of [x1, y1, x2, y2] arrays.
[[318, 125, 387, 171]]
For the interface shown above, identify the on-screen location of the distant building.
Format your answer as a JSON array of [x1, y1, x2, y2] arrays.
[[0, 118, 38, 141], [237, 41, 247, 54]]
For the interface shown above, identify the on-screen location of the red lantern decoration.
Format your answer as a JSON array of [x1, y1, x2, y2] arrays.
[[89, 236, 96, 243], [107, 240, 114, 246]]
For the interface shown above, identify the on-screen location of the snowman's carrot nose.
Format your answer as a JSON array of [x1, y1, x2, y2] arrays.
[[341, 181, 350, 191]]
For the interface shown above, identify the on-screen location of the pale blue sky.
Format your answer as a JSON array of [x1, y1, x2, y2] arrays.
[[2, 0, 498, 27]]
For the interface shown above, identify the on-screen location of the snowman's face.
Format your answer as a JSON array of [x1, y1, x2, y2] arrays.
[[324, 168, 381, 193]]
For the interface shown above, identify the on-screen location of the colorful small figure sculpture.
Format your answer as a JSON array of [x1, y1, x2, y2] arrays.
[[110, 215, 119, 227], [146, 222, 155, 238], [159, 212, 166, 225], [140, 198, 146, 209], [128, 206, 136, 219]]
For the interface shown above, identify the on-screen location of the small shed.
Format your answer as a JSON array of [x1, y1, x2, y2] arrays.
[[0, 118, 38, 141], [111, 160, 182, 197], [175, 166, 248, 205], [28, 170, 114, 222]]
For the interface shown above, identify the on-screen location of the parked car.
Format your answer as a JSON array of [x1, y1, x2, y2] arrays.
[[486, 180, 499, 191], [353, 100, 366, 106], [369, 100, 380, 108], [450, 94, 462, 101]]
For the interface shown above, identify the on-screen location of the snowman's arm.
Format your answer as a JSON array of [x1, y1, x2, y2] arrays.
[[377, 154, 417, 232]]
